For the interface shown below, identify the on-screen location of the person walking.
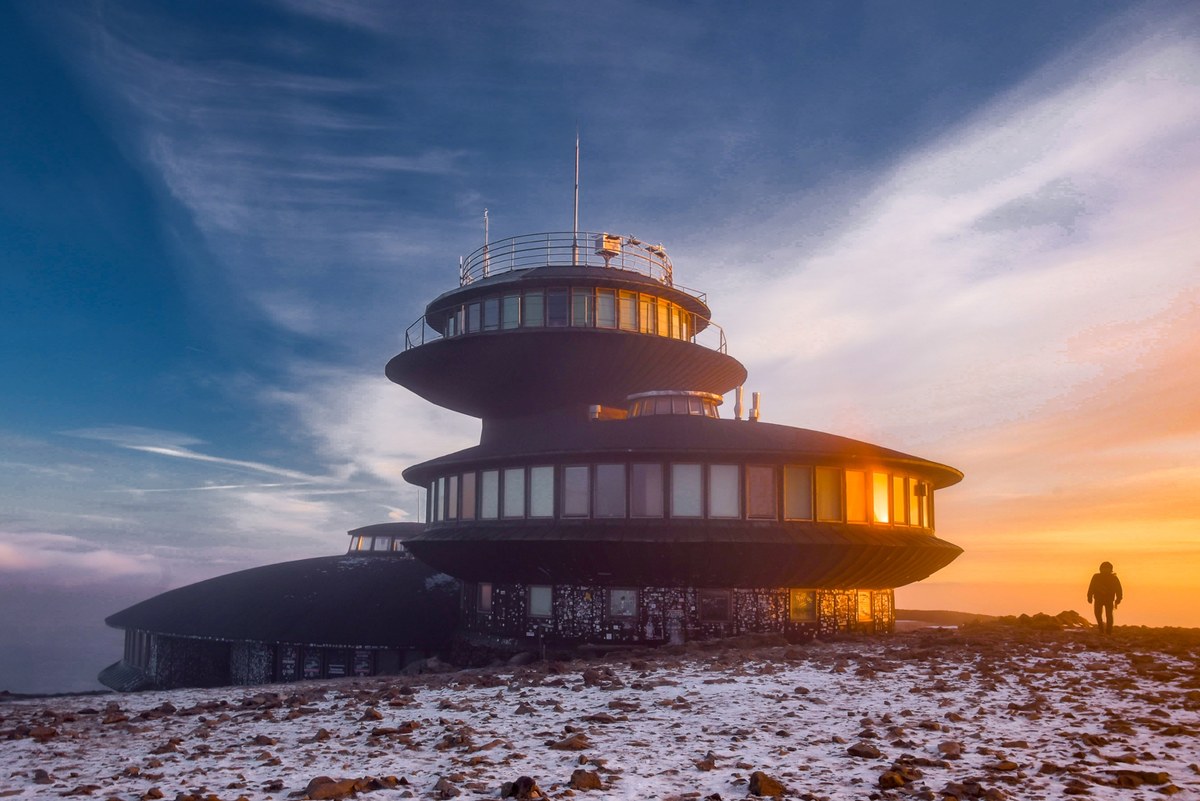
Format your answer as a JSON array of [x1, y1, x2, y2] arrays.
[[1087, 561, 1123, 634]]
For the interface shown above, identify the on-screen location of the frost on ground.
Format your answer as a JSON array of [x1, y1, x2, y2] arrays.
[[2, 626, 1198, 800]]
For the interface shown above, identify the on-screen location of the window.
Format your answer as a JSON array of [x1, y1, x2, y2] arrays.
[[467, 302, 481, 333], [447, 475, 459, 520], [657, 302, 670, 338], [529, 466, 554, 518], [928, 489, 935, 529], [483, 297, 500, 331], [480, 469, 499, 519], [619, 291, 638, 331], [630, 463, 663, 517], [892, 475, 907, 524], [746, 465, 776, 519], [872, 472, 890, 524], [845, 470, 867, 523], [563, 465, 590, 517], [571, 288, 593, 326], [445, 310, 458, 337], [596, 289, 617, 328], [608, 588, 637, 618], [669, 306, 681, 338], [390, 539, 404, 552], [783, 465, 813, 520], [594, 464, 627, 518], [670, 463, 703, 517], [501, 294, 520, 329], [857, 592, 873, 623], [913, 482, 927, 527], [815, 467, 842, 522], [434, 478, 445, 521], [687, 397, 702, 415], [547, 289, 569, 327], [672, 396, 688, 414], [789, 589, 817, 622], [708, 464, 740, 518], [639, 296, 656, 334], [698, 590, 731, 622], [478, 582, 493, 614], [523, 290, 544, 327], [908, 479, 921, 527], [503, 467, 525, 518], [529, 585, 553, 617], [460, 472, 476, 520]]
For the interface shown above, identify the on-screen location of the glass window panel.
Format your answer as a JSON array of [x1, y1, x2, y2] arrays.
[[523, 290, 544, 327], [619, 291, 638, 331], [480, 470, 499, 519], [909, 480, 921, 527], [593, 463, 626, 518], [563, 465, 590, 517], [783, 465, 813, 520], [596, 289, 617, 328], [671, 463, 703, 517], [391, 539, 403, 551], [447, 475, 458, 520], [467, 302, 481, 333], [435, 478, 445, 522], [608, 589, 637, 617], [501, 294, 520, 329], [670, 306, 680, 338], [872, 472, 890, 524], [845, 470, 867, 523], [571, 288, 593, 326], [893, 475, 907, 524], [547, 289, 569, 327], [789, 589, 817, 622], [687, 397, 702, 415], [655, 398, 672, 415], [680, 313, 689, 340], [478, 582, 492, 613], [460, 472, 476, 520], [857, 592, 874, 622], [746, 465, 776, 519], [672, 397, 688, 414], [640, 296, 656, 333], [815, 467, 842, 522], [529, 585, 553, 617], [698, 590, 731, 622], [657, 302, 670, 337], [916, 484, 928, 527], [708, 464, 740, 518], [928, 489, 935, 529], [446, 311, 458, 337], [503, 467, 525, 518], [630, 463, 663, 517], [483, 297, 500, 330], [529, 466, 554, 518]]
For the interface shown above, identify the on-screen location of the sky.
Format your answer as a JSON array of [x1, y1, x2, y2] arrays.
[[1, 0, 1198, 693]]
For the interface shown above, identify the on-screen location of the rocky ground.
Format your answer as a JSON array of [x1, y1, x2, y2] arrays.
[[2, 624, 1198, 800]]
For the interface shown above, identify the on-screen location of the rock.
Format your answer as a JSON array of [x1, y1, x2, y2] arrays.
[[549, 732, 590, 751], [938, 741, 963, 759], [32, 769, 52, 785], [305, 776, 358, 800], [879, 770, 905, 789], [431, 777, 461, 798], [582, 668, 603, 686], [568, 769, 603, 790], [847, 742, 882, 759], [500, 776, 546, 798], [748, 771, 785, 797]]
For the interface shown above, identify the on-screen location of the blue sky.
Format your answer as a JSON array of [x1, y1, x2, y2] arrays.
[[3, 1, 1199, 692]]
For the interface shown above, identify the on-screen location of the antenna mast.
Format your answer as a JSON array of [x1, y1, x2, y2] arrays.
[[482, 208, 490, 277], [572, 128, 580, 266]]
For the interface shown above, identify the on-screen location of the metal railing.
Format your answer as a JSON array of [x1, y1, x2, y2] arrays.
[[459, 231, 706, 303]]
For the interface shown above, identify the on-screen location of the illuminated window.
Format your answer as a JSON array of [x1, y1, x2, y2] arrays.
[[501, 294, 520, 329], [461, 472, 476, 520], [571, 288, 593, 326], [608, 588, 637, 618], [815, 467, 842, 522], [783, 465, 813, 520], [523, 291, 544, 327], [872, 472, 890, 524], [708, 464, 740, 518], [657, 302, 669, 337], [619, 291, 637, 331], [478, 582, 492, 614], [671, 463, 703, 517], [529, 585, 553, 617], [639, 296, 656, 334], [596, 289, 616, 328], [698, 590, 731, 622], [546, 289, 568, 327], [845, 470, 867, 523], [594, 464, 627, 518], [480, 470, 499, 519], [789, 589, 817, 622], [892, 475, 907, 525], [529, 466, 554, 518], [857, 592, 873, 622], [670, 306, 681, 339], [483, 297, 499, 331], [563, 465, 590, 517], [503, 467, 525, 518], [909, 479, 921, 527], [447, 475, 458, 520], [746, 465, 776, 519], [630, 463, 663, 517]]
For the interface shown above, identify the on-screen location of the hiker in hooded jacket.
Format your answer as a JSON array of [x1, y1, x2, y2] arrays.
[[1087, 561, 1123, 634]]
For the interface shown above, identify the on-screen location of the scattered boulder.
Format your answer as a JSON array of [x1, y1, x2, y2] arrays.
[[568, 769, 604, 790], [748, 770, 785, 797], [847, 742, 882, 759], [501, 776, 546, 798]]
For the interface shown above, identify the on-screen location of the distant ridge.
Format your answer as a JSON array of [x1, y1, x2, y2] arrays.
[[895, 609, 998, 626]]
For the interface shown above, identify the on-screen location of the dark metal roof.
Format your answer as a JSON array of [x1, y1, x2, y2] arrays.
[[347, 521, 425, 540], [105, 555, 460, 649], [406, 414, 964, 489]]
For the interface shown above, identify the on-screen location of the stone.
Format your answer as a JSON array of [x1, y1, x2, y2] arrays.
[[938, 741, 963, 759], [304, 776, 358, 800], [501, 776, 546, 799], [847, 742, 882, 759], [568, 769, 603, 790], [748, 771, 785, 797], [549, 732, 591, 751], [878, 770, 906, 789], [431, 776, 461, 798]]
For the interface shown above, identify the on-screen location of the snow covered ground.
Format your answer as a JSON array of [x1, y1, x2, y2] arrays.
[[2, 626, 1198, 800]]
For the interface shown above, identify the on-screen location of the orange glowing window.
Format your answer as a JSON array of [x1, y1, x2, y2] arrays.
[[872, 472, 890, 524], [845, 470, 867, 523]]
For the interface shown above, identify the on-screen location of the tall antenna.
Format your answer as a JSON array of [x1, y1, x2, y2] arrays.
[[482, 208, 490, 277], [572, 127, 580, 266]]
